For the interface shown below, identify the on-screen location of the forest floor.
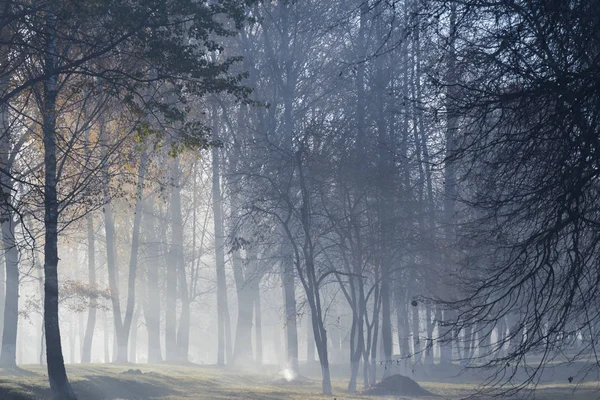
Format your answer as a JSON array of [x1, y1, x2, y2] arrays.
[[0, 363, 597, 400]]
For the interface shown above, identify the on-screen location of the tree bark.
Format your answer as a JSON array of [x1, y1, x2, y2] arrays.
[[212, 145, 231, 365], [412, 304, 421, 364], [42, 6, 77, 397], [103, 310, 110, 363], [440, 1, 459, 366], [0, 174, 17, 368], [424, 304, 434, 365], [254, 283, 263, 365], [306, 308, 315, 363], [121, 147, 148, 362], [282, 259, 299, 373], [144, 198, 162, 363], [129, 304, 140, 363], [81, 215, 97, 363], [0, 23, 17, 367]]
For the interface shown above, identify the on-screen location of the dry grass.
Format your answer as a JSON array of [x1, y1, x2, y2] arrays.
[[0, 364, 595, 399]]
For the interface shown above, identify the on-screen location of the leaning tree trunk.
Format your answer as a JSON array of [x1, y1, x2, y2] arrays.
[[119, 146, 148, 363], [42, 6, 77, 397], [129, 304, 140, 363]]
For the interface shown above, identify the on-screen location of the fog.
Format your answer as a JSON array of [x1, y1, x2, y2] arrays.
[[0, 0, 598, 399]]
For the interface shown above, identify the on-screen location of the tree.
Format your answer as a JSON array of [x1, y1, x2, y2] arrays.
[[431, 0, 600, 393]]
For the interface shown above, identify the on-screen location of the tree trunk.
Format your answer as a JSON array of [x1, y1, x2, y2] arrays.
[[103, 310, 110, 363], [165, 156, 179, 362], [120, 147, 148, 362], [440, 2, 459, 367], [129, 304, 140, 363], [81, 215, 97, 363], [424, 304, 434, 365], [309, 301, 332, 395], [233, 285, 255, 363], [0, 195, 17, 367], [412, 304, 421, 364], [0, 81, 17, 368], [144, 199, 163, 363], [439, 309, 452, 364], [39, 321, 45, 366], [306, 308, 315, 363], [176, 265, 190, 362], [69, 318, 76, 364], [282, 259, 298, 373], [42, 7, 77, 396], [212, 145, 231, 365], [254, 283, 263, 365], [102, 180, 127, 363]]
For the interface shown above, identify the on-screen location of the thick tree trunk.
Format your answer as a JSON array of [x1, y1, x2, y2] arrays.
[[119, 148, 148, 363], [347, 303, 364, 392], [424, 304, 434, 365], [440, 2, 459, 367], [309, 302, 332, 395], [439, 309, 453, 364], [168, 153, 189, 363], [39, 322, 45, 366], [282, 259, 298, 373], [176, 267, 190, 362], [0, 76, 17, 368], [254, 283, 263, 365], [165, 156, 179, 362], [129, 304, 140, 363], [380, 278, 392, 376], [212, 145, 231, 365], [69, 319, 76, 364], [233, 285, 254, 363], [144, 199, 162, 363], [103, 310, 110, 363], [81, 215, 97, 363], [306, 308, 315, 363], [0, 248, 3, 347], [0, 199, 17, 367], [102, 184, 127, 362], [42, 7, 77, 396], [412, 304, 421, 364]]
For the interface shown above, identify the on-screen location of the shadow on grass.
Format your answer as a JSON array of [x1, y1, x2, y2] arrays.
[[0, 366, 40, 377], [0, 374, 181, 400]]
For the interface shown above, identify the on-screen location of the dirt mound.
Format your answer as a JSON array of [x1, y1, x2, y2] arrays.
[[121, 368, 143, 375], [363, 374, 435, 397]]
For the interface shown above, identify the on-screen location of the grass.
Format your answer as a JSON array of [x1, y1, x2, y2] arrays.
[[0, 364, 596, 399]]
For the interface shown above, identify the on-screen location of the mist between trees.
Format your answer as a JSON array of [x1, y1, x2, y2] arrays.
[[0, 0, 598, 399]]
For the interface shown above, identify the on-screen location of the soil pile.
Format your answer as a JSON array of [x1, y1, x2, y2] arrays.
[[363, 374, 435, 397], [121, 369, 143, 375]]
